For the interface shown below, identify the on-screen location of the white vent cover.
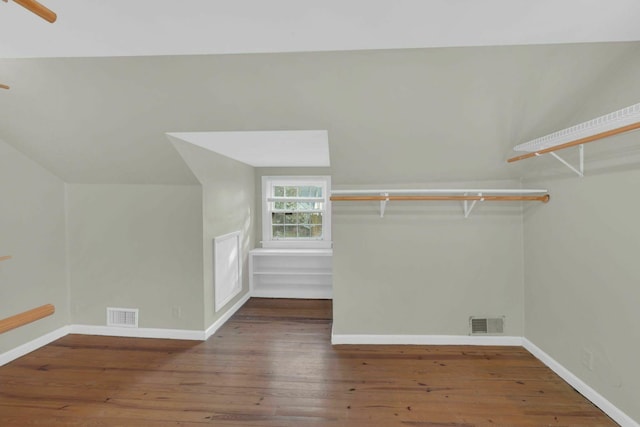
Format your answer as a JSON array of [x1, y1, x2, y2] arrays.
[[470, 316, 504, 335], [107, 307, 139, 327], [214, 231, 242, 312]]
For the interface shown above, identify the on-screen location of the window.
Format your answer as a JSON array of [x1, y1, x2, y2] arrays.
[[261, 176, 331, 248]]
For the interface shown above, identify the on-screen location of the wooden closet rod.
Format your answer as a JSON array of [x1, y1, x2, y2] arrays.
[[331, 194, 550, 203], [507, 121, 640, 163], [0, 304, 55, 334], [0, 256, 12, 262], [3, 0, 56, 23]]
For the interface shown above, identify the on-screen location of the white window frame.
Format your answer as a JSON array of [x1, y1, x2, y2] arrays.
[[261, 176, 332, 249]]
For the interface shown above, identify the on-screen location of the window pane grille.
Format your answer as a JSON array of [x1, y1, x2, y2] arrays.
[[268, 184, 325, 240], [272, 201, 324, 212], [270, 212, 324, 239], [263, 177, 330, 247]]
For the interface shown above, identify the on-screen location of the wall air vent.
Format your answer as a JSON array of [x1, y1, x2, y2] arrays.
[[470, 316, 504, 335], [107, 307, 139, 328]]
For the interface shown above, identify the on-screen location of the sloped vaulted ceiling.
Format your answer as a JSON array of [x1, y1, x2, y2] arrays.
[[1, 1, 640, 185], [1, 42, 640, 184]]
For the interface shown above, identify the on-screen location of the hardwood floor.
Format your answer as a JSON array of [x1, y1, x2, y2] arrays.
[[0, 298, 616, 426]]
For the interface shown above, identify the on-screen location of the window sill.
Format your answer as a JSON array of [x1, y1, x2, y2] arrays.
[[261, 240, 332, 250]]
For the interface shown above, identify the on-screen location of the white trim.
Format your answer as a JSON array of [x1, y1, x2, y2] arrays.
[[250, 248, 333, 256], [214, 230, 243, 312], [69, 324, 205, 341], [2, 323, 636, 426], [205, 292, 251, 340], [331, 332, 523, 346], [329, 332, 639, 425], [261, 240, 333, 249], [0, 326, 70, 367], [252, 288, 332, 299], [523, 339, 639, 427], [0, 296, 252, 365]]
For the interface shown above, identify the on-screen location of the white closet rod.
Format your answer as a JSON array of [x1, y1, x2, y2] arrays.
[[330, 188, 549, 218]]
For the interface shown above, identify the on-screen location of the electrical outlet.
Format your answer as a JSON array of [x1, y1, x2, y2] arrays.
[[581, 349, 594, 371], [171, 306, 182, 319]]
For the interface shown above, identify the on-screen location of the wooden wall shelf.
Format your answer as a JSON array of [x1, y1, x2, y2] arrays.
[[4, 0, 57, 23], [0, 304, 55, 334]]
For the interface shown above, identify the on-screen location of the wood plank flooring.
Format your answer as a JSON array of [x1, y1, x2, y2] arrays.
[[0, 298, 617, 426]]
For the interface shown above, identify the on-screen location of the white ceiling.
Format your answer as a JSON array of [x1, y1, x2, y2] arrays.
[[167, 131, 330, 167], [1, 0, 640, 58]]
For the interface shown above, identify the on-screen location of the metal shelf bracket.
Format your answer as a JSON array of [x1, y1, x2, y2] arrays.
[[463, 193, 484, 218], [379, 192, 389, 218], [540, 145, 584, 177]]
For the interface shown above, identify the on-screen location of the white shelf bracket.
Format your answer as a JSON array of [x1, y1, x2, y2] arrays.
[[380, 192, 389, 218], [463, 192, 482, 218], [540, 145, 584, 177]]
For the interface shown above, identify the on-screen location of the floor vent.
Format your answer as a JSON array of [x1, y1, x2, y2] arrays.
[[470, 316, 504, 335], [107, 307, 139, 327]]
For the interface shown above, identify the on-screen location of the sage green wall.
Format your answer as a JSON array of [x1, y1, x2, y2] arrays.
[[3, 43, 636, 186], [0, 139, 68, 354], [523, 170, 640, 422], [255, 170, 525, 337], [522, 47, 640, 423], [66, 184, 204, 330], [171, 140, 255, 329], [332, 180, 525, 336]]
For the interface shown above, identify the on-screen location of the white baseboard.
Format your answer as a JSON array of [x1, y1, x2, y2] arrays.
[[0, 326, 70, 367], [330, 332, 638, 425], [4, 317, 634, 426], [71, 292, 253, 341], [331, 330, 523, 346], [523, 339, 639, 427], [69, 324, 205, 341], [0, 296, 253, 366], [205, 292, 251, 340]]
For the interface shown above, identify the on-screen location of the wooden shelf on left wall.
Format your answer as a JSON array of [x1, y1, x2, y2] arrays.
[[0, 304, 55, 334]]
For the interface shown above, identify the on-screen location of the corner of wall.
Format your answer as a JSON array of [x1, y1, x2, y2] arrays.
[[63, 183, 73, 326]]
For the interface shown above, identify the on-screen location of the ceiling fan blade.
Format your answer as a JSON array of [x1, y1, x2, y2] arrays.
[[0, 84, 10, 90]]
